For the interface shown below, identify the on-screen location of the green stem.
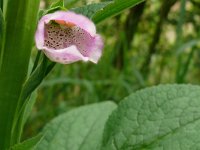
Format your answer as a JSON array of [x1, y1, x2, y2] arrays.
[[175, 0, 186, 82], [177, 47, 195, 83], [0, 0, 39, 149]]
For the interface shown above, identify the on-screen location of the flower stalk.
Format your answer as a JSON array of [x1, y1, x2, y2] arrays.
[[0, 0, 40, 149]]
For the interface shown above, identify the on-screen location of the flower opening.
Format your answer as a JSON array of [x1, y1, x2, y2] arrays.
[[35, 11, 103, 64]]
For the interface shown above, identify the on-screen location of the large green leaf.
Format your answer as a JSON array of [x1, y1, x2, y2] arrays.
[[101, 84, 200, 150], [71, 2, 112, 19], [35, 102, 117, 150], [92, 0, 145, 24], [0, 0, 40, 149]]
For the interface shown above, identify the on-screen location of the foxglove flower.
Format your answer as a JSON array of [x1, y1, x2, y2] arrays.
[[35, 11, 103, 64]]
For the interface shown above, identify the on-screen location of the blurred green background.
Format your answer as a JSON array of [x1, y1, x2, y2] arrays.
[[24, 0, 200, 139]]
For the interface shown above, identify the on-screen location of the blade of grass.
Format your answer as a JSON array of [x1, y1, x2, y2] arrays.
[[178, 48, 195, 83], [20, 55, 55, 105], [175, 0, 186, 83], [0, 9, 4, 66], [31, 51, 42, 73], [12, 55, 56, 143], [0, 0, 2, 11]]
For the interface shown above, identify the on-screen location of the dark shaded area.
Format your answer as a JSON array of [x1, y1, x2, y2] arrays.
[[141, 0, 177, 79], [113, 2, 146, 70]]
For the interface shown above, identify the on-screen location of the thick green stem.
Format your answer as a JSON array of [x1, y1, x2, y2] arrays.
[[0, 0, 39, 149]]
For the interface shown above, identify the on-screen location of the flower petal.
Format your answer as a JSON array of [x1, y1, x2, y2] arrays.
[[35, 16, 47, 49], [43, 45, 89, 64], [38, 11, 96, 35], [88, 35, 104, 63]]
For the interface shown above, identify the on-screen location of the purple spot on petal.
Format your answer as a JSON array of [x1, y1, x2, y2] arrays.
[[44, 22, 95, 56]]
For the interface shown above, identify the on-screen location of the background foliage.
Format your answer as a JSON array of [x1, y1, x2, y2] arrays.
[[23, 0, 200, 140]]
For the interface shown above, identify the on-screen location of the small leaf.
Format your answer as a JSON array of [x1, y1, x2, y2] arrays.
[[92, 0, 145, 24], [64, 0, 80, 8], [102, 84, 200, 150], [39, 0, 66, 18], [11, 134, 43, 150], [42, 6, 67, 17], [71, 2, 112, 19], [35, 102, 117, 150], [50, 0, 64, 8]]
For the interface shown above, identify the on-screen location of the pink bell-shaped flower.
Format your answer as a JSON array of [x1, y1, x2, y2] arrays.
[[35, 11, 103, 64]]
